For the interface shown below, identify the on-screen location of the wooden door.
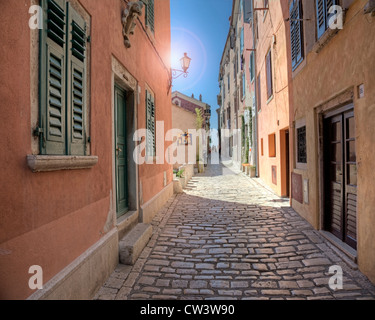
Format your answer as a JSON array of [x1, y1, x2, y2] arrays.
[[324, 108, 357, 249], [115, 86, 128, 218]]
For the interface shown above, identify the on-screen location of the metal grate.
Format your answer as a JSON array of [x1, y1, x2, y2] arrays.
[[297, 126, 307, 163]]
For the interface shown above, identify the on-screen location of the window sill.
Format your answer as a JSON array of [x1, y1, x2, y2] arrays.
[[27, 155, 98, 173], [295, 162, 308, 171], [313, 28, 340, 54]]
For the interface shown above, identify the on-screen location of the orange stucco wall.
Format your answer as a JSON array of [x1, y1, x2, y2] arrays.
[[255, 0, 290, 197], [0, 0, 172, 299]]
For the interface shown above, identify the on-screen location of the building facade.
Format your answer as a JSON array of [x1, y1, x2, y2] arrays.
[[172, 91, 211, 165], [218, 0, 256, 170], [287, 0, 375, 284], [253, 0, 292, 198], [0, 0, 173, 299]]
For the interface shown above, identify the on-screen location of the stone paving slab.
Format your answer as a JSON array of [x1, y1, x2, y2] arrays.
[[94, 162, 375, 300]]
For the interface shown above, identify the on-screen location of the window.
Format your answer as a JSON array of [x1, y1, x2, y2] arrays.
[[257, 74, 261, 111], [297, 126, 307, 163], [146, 90, 156, 157], [243, 0, 253, 23], [240, 27, 244, 55], [39, 0, 88, 156], [316, 0, 338, 39], [234, 91, 239, 114], [227, 75, 230, 92], [249, 51, 255, 82], [227, 106, 231, 129], [264, 0, 269, 17], [290, 0, 304, 70], [145, 0, 155, 33], [268, 133, 276, 157], [242, 73, 246, 100], [261, 138, 264, 156], [266, 49, 273, 100], [234, 52, 238, 78]]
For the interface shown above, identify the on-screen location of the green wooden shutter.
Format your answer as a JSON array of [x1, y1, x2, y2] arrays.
[[146, 91, 155, 157], [40, 0, 67, 155], [66, 3, 87, 156], [146, 0, 155, 33], [150, 94, 156, 156], [290, 0, 303, 70]]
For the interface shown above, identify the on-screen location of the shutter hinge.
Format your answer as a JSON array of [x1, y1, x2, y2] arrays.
[[33, 127, 44, 137]]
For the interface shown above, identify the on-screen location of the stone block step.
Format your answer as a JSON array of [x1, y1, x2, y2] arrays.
[[119, 223, 153, 265]]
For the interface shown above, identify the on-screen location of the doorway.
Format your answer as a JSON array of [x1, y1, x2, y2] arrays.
[[115, 85, 129, 218], [323, 106, 357, 250], [281, 129, 290, 198]]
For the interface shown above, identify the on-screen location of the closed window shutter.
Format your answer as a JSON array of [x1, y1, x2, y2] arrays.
[[40, 0, 67, 155], [266, 51, 273, 99], [230, 31, 235, 49], [67, 3, 87, 156], [250, 52, 254, 81], [290, 0, 303, 70], [243, 0, 253, 23], [146, 0, 155, 33], [316, 0, 326, 38], [316, 0, 338, 39], [240, 28, 244, 54], [151, 94, 156, 155], [146, 91, 156, 157], [242, 73, 246, 99], [326, 0, 338, 29]]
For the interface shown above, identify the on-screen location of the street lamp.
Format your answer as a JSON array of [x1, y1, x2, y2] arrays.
[[171, 52, 192, 79]]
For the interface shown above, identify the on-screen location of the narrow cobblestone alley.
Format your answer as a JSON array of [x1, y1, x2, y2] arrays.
[[95, 161, 375, 300]]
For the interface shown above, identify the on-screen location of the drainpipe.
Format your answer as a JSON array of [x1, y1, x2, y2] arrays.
[[250, 0, 259, 178]]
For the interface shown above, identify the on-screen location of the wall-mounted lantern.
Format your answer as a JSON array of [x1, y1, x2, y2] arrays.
[[171, 53, 192, 79]]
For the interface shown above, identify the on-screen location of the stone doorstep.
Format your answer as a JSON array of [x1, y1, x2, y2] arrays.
[[119, 223, 153, 266]]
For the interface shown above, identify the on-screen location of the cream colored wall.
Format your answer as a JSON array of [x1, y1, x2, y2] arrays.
[[172, 103, 197, 167], [172, 103, 197, 134]]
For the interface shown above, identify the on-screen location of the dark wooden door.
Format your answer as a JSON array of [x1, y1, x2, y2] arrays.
[[324, 108, 357, 249], [115, 86, 128, 218]]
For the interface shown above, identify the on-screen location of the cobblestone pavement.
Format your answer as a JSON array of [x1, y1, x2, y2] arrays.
[[95, 161, 375, 300]]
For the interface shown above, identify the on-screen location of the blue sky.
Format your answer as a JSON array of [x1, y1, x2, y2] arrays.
[[170, 0, 233, 133]]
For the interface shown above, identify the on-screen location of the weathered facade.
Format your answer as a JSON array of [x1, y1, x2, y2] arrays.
[[0, 0, 173, 299], [287, 0, 375, 284]]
